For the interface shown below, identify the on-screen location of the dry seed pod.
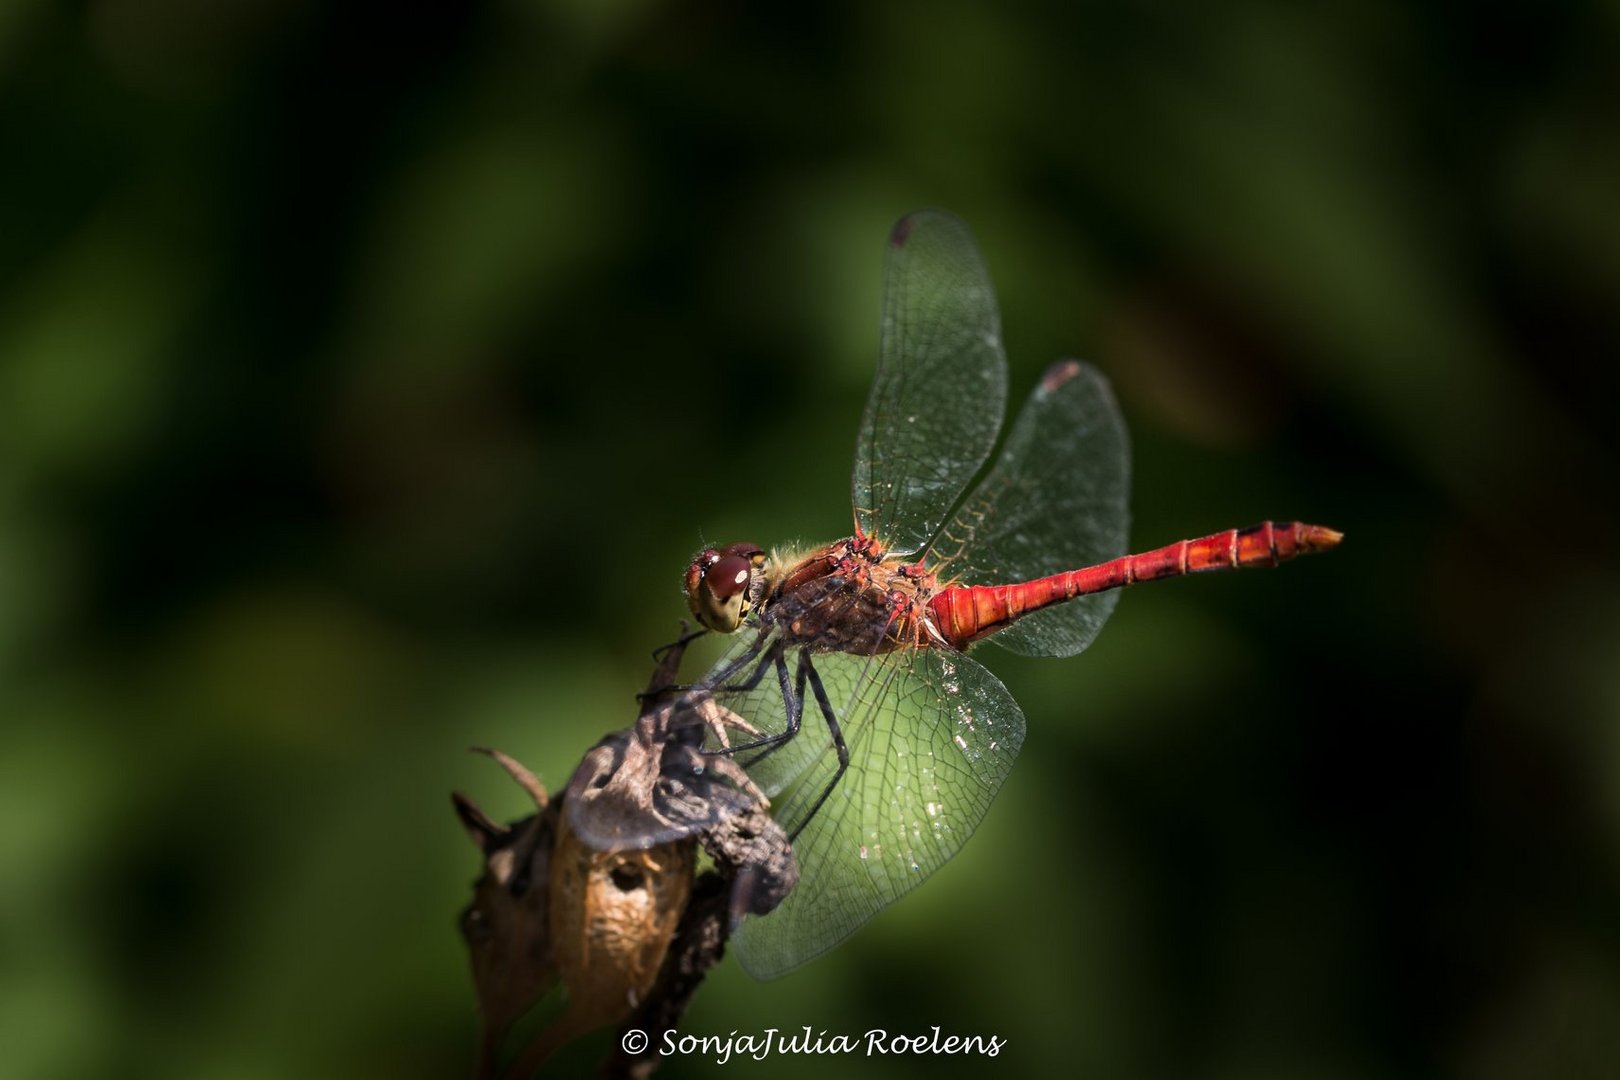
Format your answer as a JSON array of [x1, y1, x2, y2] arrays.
[[549, 813, 695, 1022], [456, 628, 800, 1078]]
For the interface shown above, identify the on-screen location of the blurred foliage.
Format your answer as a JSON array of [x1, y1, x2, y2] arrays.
[[3, 1, 1619, 1077]]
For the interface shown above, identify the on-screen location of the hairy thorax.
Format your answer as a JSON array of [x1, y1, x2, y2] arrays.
[[762, 536, 948, 656]]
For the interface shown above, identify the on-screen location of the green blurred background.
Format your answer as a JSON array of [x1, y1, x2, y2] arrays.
[[4, 2, 1618, 1077]]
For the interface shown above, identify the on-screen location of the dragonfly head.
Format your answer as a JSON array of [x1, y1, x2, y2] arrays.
[[685, 542, 768, 633]]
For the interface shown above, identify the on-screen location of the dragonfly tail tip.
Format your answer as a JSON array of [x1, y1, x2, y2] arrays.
[[1299, 524, 1344, 553]]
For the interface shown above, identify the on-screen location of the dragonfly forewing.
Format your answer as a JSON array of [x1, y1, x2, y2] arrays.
[[853, 211, 1008, 556]]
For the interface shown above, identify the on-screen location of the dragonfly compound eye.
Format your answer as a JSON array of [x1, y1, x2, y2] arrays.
[[706, 555, 753, 602]]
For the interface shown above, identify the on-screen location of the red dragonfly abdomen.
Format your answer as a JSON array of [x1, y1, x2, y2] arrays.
[[930, 521, 1342, 650]]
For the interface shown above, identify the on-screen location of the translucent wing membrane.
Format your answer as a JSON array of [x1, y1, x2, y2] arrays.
[[931, 360, 1131, 657], [854, 211, 1008, 556], [697, 626, 1025, 978]]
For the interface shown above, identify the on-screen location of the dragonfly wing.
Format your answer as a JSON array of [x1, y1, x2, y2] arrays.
[[853, 211, 1008, 557], [730, 647, 1025, 979], [933, 360, 1131, 657]]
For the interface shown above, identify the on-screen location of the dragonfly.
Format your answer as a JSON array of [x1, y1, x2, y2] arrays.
[[677, 211, 1339, 979]]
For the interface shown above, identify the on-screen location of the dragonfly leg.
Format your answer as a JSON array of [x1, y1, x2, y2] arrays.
[[648, 626, 771, 705], [716, 639, 780, 695], [785, 650, 850, 842], [735, 647, 812, 769], [650, 623, 707, 661], [712, 647, 803, 758], [636, 623, 710, 705]]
